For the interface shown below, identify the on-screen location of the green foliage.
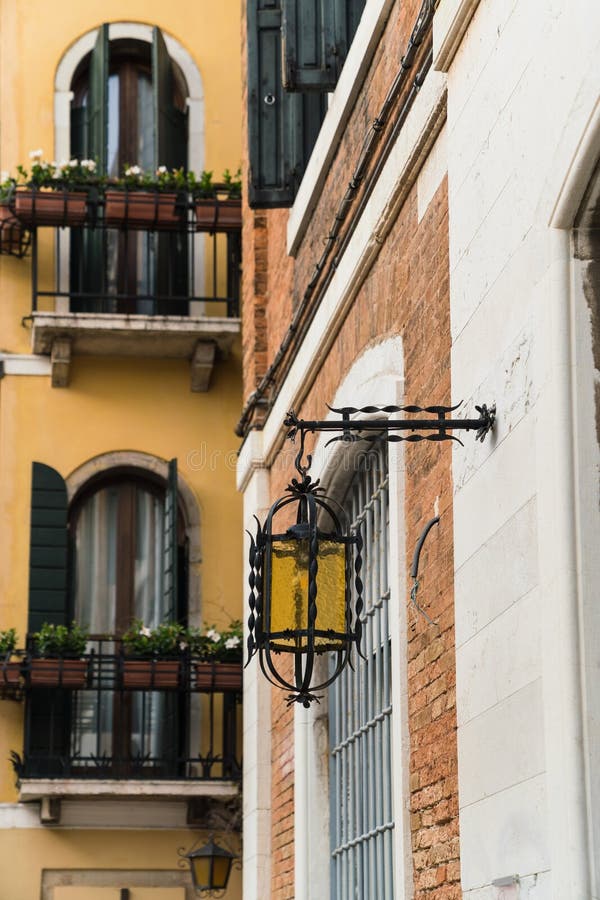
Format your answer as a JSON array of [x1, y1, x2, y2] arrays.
[[33, 621, 89, 658], [187, 619, 243, 662], [0, 628, 17, 655], [122, 619, 243, 662], [122, 619, 185, 657], [7, 153, 243, 201], [222, 167, 242, 199]]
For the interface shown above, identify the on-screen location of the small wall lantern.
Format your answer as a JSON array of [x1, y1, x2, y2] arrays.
[[246, 456, 363, 707], [182, 837, 236, 897], [246, 402, 495, 705]]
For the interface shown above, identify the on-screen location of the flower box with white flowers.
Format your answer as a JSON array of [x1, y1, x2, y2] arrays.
[[187, 622, 243, 693], [11, 152, 96, 227]]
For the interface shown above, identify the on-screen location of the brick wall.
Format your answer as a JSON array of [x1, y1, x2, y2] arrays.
[[241, 4, 459, 898]]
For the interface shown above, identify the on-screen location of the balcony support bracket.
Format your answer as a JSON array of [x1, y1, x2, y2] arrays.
[[190, 340, 217, 392], [50, 337, 72, 388], [40, 796, 61, 824]]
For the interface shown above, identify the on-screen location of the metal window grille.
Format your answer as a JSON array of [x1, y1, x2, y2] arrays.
[[329, 445, 394, 899]]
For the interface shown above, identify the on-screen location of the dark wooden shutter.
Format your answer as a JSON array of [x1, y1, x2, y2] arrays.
[[248, 0, 292, 207], [153, 27, 188, 171], [282, 0, 366, 92], [88, 23, 109, 173], [163, 459, 179, 621], [28, 463, 69, 634], [248, 0, 327, 208], [282, 0, 338, 91], [153, 28, 188, 313], [73, 22, 109, 311], [334, 0, 366, 66]]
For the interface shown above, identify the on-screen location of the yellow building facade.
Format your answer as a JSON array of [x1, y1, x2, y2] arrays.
[[0, 3, 243, 898]]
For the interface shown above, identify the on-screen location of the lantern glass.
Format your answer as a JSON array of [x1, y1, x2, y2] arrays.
[[270, 538, 346, 650], [190, 855, 211, 889], [211, 855, 233, 888]]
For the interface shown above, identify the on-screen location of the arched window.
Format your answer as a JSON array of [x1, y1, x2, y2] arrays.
[[25, 459, 187, 778], [69, 25, 189, 315], [69, 470, 186, 776]]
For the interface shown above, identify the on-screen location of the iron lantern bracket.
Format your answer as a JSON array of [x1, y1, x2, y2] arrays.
[[284, 401, 495, 471], [285, 401, 495, 444]]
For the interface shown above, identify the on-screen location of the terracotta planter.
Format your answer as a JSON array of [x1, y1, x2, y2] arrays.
[[195, 662, 243, 692], [0, 205, 28, 256], [1, 660, 21, 687], [13, 189, 88, 227], [29, 658, 88, 688], [122, 659, 181, 689], [194, 197, 241, 232], [104, 190, 185, 230]]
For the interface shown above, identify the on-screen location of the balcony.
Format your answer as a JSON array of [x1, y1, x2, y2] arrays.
[[12, 187, 242, 390], [8, 637, 242, 820]]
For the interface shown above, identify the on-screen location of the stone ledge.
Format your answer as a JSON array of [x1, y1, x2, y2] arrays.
[[30, 312, 240, 390], [19, 778, 240, 803]]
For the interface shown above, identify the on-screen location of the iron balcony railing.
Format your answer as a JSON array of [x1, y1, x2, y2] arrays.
[[9, 636, 243, 783], [12, 187, 241, 319]]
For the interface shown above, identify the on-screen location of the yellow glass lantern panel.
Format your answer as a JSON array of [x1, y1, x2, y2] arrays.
[[270, 539, 346, 650], [211, 855, 232, 888], [191, 855, 211, 888]]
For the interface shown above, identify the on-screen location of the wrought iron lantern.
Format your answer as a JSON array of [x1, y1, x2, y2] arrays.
[[246, 402, 495, 706], [182, 837, 236, 897], [246, 434, 363, 708]]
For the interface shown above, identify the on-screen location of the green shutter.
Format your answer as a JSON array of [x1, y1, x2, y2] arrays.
[[163, 459, 179, 621], [282, 0, 338, 91], [282, 0, 366, 92], [334, 0, 366, 65], [248, 0, 293, 207], [248, 0, 327, 208], [153, 27, 188, 170], [153, 28, 188, 312], [28, 463, 69, 634], [88, 23, 108, 173]]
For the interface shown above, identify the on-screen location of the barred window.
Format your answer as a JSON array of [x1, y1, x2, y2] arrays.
[[329, 445, 394, 898]]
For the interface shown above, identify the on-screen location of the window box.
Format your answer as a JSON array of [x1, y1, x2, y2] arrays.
[[122, 658, 181, 689], [1, 661, 21, 687], [28, 658, 88, 688], [195, 662, 243, 692], [13, 189, 88, 227], [104, 189, 185, 230], [194, 197, 241, 232]]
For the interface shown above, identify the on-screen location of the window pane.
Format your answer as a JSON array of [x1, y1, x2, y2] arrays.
[[134, 486, 165, 625], [137, 72, 154, 170], [74, 485, 118, 633], [107, 73, 120, 177]]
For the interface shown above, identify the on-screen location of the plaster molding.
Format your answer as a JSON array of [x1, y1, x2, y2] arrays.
[[433, 0, 482, 72], [0, 354, 51, 376]]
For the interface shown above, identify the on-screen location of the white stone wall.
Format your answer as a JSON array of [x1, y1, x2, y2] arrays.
[[438, 0, 600, 896]]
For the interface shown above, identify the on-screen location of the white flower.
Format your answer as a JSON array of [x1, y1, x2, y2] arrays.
[[125, 165, 142, 177], [69, 159, 78, 168], [52, 169, 62, 180], [29, 149, 43, 160], [206, 628, 221, 643], [0, 172, 9, 183], [139, 626, 152, 638], [156, 165, 167, 174], [225, 636, 240, 649], [179, 641, 188, 651], [81, 159, 96, 171]]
